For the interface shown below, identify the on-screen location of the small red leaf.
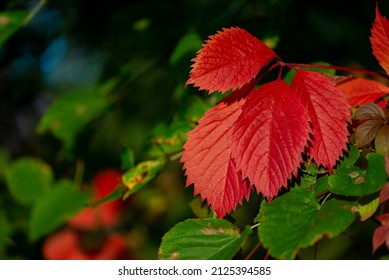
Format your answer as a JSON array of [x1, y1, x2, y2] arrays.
[[181, 86, 252, 217], [371, 4, 389, 75], [186, 27, 277, 93], [292, 70, 350, 171], [372, 214, 389, 253], [231, 79, 310, 199], [379, 182, 389, 205], [336, 77, 389, 106]]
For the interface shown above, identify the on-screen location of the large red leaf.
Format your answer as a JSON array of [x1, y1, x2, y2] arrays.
[[292, 70, 350, 171], [371, 3, 389, 75], [181, 86, 252, 217], [336, 77, 389, 106], [186, 27, 277, 94], [231, 79, 310, 199]]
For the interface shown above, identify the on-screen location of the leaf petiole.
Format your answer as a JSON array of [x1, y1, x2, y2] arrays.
[[285, 63, 389, 80]]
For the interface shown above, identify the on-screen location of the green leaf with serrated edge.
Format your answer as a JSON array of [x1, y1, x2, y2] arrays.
[[37, 88, 109, 149], [329, 153, 387, 196], [0, 10, 27, 46], [122, 158, 165, 199], [298, 173, 317, 189], [304, 163, 320, 175], [158, 218, 251, 260], [283, 62, 336, 85], [29, 180, 89, 241], [336, 144, 360, 169], [257, 188, 355, 259], [357, 197, 379, 222], [297, 164, 328, 196], [5, 157, 53, 205]]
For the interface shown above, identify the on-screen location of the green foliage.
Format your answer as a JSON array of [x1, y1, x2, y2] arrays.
[[257, 188, 356, 259], [5, 157, 53, 205], [158, 218, 251, 260], [0, 10, 27, 46], [29, 180, 89, 241], [122, 158, 166, 199], [329, 152, 387, 196], [37, 88, 110, 150]]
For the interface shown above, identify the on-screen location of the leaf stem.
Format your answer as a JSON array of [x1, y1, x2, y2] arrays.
[[23, 0, 47, 25], [245, 241, 262, 260], [169, 150, 184, 161], [285, 63, 389, 80]]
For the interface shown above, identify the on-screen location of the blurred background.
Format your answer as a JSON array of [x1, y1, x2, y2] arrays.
[[0, 0, 388, 260]]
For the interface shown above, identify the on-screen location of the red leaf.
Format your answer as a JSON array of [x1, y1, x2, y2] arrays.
[[372, 214, 389, 253], [371, 3, 389, 75], [231, 79, 310, 199], [379, 182, 389, 205], [336, 77, 389, 106], [181, 86, 252, 217], [292, 70, 350, 171], [186, 27, 277, 94]]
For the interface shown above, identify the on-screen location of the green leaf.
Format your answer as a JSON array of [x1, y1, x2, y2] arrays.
[[90, 189, 121, 207], [146, 92, 211, 158], [5, 157, 53, 205], [121, 147, 135, 170], [37, 88, 109, 149], [122, 158, 165, 199], [329, 152, 387, 196], [336, 144, 360, 168], [298, 173, 317, 189], [158, 218, 251, 260], [29, 180, 89, 241], [356, 197, 379, 222], [315, 175, 329, 196], [304, 163, 320, 175], [258, 188, 355, 259], [296, 165, 328, 196], [0, 10, 27, 46], [170, 32, 203, 67]]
